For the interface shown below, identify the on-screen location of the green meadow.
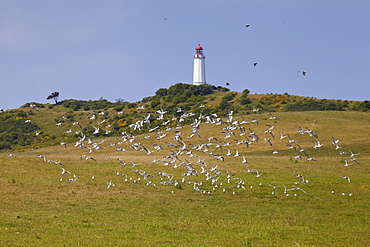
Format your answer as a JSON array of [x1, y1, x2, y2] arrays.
[[1, 110, 369, 246]]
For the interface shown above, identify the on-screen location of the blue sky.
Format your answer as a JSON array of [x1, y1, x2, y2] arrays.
[[1, 0, 369, 110]]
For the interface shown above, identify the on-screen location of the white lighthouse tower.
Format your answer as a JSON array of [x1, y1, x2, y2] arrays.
[[193, 44, 206, 85]]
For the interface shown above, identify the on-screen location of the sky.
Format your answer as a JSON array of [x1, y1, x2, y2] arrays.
[[1, 0, 369, 110]]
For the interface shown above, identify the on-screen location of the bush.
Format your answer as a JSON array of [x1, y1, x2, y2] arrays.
[[150, 98, 161, 108], [114, 105, 124, 112], [155, 83, 217, 104], [0, 114, 39, 148], [0, 141, 11, 150], [240, 97, 252, 105], [222, 92, 237, 102], [356, 100, 370, 111], [219, 100, 231, 110], [142, 96, 153, 103]]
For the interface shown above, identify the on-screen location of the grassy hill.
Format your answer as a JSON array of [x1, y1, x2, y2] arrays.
[[0, 84, 369, 246], [1, 83, 369, 151]]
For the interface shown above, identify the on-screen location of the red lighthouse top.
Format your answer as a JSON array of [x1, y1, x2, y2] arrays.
[[195, 44, 203, 50], [194, 44, 204, 58]]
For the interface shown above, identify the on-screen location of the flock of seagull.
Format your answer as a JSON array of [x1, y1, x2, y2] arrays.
[[5, 104, 364, 198]]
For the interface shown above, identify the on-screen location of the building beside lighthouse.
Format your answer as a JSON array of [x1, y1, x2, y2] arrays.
[[193, 44, 206, 85]]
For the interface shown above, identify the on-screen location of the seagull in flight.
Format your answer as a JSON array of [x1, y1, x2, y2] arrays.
[[30, 103, 40, 112], [250, 170, 263, 177], [107, 180, 115, 189], [312, 139, 323, 149], [269, 113, 278, 120], [303, 151, 317, 161], [6, 151, 16, 158], [278, 131, 287, 140], [344, 160, 353, 167], [349, 150, 360, 158], [268, 183, 281, 191], [331, 135, 339, 145], [264, 138, 273, 147], [293, 153, 302, 160], [350, 157, 361, 165], [340, 175, 350, 183], [331, 136, 342, 149], [292, 186, 308, 194], [60, 168, 71, 175], [241, 154, 250, 164]]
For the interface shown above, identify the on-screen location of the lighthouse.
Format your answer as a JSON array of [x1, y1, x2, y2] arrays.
[[193, 44, 206, 85]]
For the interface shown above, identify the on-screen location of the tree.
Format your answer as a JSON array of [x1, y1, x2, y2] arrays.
[[242, 89, 250, 96], [46, 92, 60, 104], [155, 88, 168, 97], [115, 98, 125, 104]]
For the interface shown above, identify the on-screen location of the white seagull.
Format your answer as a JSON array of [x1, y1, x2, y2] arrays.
[[340, 176, 351, 183]]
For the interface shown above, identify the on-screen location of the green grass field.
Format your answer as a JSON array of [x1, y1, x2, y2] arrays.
[[1, 111, 369, 246]]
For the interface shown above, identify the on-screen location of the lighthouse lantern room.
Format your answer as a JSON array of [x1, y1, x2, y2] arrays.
[[193, 44, 206, 85]]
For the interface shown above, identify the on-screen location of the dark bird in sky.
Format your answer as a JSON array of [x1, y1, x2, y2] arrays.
[[226, 82, 230, 86], [299, 70, 307, 76], [245, 24, 250, 27], [253, 62, 258, 67]]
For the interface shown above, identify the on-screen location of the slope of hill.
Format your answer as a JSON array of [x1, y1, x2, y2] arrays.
[[0, 87, 369, 245]]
